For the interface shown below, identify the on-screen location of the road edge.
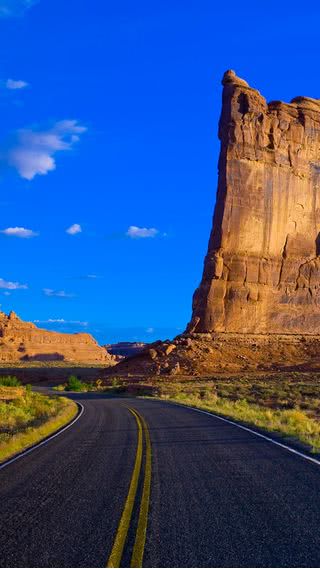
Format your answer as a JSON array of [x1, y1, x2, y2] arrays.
[[160, 399, 320, 467], [0, 400, 84, 470]]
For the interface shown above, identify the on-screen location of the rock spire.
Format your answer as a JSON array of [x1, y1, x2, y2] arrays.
[[189, 71, 320, 334]]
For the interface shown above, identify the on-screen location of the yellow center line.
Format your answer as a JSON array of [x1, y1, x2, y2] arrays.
[[106, 407, 143, 568], [130, 409, 152, 568]]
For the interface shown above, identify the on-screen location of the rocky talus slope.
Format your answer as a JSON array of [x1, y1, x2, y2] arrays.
[[0, 311, 114, 364], [114, 333, 320, 376]]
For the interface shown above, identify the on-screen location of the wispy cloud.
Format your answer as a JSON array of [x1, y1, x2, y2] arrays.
[[6, 120, 87, 180], [72, 274, 101, 281], [0, 226, 38, 238], [126, 226, 158, 239], [0, 0, 39, 18], [43, 288, 74, 298], [146, 327, 154, 334], [66, 223, 82, 235], [6, 79, 28, 90], [0, 277, 27, 290], [34, 318, 88, 326]]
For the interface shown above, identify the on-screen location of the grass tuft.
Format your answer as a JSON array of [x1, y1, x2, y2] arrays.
[[0, 376, 21, 387]]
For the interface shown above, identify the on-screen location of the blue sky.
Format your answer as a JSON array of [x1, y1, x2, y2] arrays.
[[0, 0, 319, 344]]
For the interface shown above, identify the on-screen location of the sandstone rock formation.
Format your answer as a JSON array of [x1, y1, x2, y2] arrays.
[[188, 70, 320, 334], [108, 71, 320, 378], [0, 311, 114, 364]]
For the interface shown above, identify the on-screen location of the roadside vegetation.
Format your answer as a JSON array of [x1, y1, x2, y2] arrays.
[[148, 375, 320, 453], [95, 373, 320, 453], [52, 371, 320, 453], [53, 375, 104, 392], [0, 377, 78, 462], [54, 375, 126, 393], [160, 390, 320, 453]]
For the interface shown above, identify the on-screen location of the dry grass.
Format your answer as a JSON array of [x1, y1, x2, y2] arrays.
[[0, 386, 25, 400], [161, 391, 320, 453], [0, 384, 77, 462]]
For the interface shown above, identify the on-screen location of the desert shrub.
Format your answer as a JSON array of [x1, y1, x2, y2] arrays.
[[65, 375, 87, 392], [0, 390, 63, 434], [111, 377, 121, 388], [198, 387, 218, 402], [0, 376, 21, 387]]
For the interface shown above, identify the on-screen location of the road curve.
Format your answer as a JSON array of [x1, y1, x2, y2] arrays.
[[1, 395, 320, 567]]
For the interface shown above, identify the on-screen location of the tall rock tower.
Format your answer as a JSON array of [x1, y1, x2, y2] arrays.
[[189, 70, 320, 334]]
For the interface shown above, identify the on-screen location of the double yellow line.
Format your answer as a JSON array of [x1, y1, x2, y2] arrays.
[[107, 407, 152, 568]]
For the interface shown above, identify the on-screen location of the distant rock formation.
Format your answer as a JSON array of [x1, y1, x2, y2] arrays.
[[0, 311, 114, 364], [188, 70, 320, 334], [104, 342, 147, 358]]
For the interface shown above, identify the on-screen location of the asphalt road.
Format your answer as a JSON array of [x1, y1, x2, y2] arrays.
[[1, 395, 320, 567]]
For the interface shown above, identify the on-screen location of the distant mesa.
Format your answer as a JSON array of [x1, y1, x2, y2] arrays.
[[104, 342, 147, 358], [0, 311, 115, 364]]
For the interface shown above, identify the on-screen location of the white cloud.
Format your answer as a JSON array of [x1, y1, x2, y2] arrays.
[[34, 318, 88, 326], [7, 120, 87, 180], [3, 291, 11, 296], [0, 226, 38, 238], [43, 289, 74, 299], [43, 288, 74, 298], [6, 78, 28, 90], [146, 327, 154, 334], [126, 226, 158, 239], [0, 277, 27, 290], [0, 0, 39, 18], [66, 223, 82, 235]]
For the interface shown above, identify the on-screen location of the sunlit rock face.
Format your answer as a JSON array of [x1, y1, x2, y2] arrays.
[[189, 70, 320, 334], [0, 311, 114, 363]]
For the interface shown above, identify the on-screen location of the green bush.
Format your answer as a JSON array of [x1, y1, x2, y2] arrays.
[[0, 376, 21, 387], [65, 375, 87, 392]]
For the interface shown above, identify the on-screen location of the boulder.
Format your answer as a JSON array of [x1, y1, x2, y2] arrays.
[[164, 344, 177, 356], [148, 348, 158, 360]]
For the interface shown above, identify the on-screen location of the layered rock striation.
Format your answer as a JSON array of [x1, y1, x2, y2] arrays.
[[0, 311, 113, 364], [189, 70, 320, 334]]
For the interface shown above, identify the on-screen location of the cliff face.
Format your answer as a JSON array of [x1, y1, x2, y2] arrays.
[[0, 311, 113, 363], [189, 70, 320, 334]]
